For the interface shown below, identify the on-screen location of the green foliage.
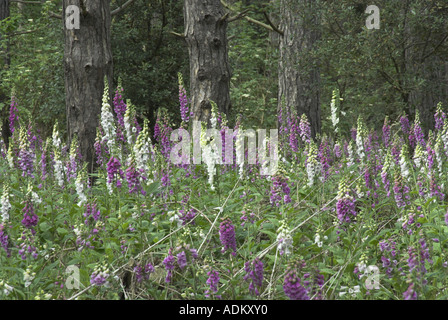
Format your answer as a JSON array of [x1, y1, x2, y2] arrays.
[[0, 0, 65, 137], [226, 0, 278, 129], [317, 0, 448, 136], [111, 0, 189, 127]]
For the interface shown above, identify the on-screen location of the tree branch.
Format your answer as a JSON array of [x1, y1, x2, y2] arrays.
[[220, 0, 283, 35], [227, 9, 249, 23], [48, 10, 62, 19], [9, 0, 44, 4], [111, 0, 137, 16], [420, 33, 448, 63], [169, 31, 185, 39], [263, 12, 284, 36]]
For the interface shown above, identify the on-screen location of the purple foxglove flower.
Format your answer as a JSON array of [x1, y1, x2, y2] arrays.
[[0, 224, 11, 257], [445, 209, 448, 227], [18, 148, 34, 178], [205, 270, 220, 298], [350, 127, 357, 141], [400, 115, 410, 136], [21, 201, 38, 231], [270, 174, 292, 207], [219, 218, 237, 256], [83, 203, 101, 225], [125, 163, 146, 195], [289, 115, 299, 153], [90, 271, 109, 286], [177, 251, 188, 270], [163, 249, 176, 283], [283, 265, 309, 300], [299, 114, 311, 143], [106, 156, 124, 187], [178, 74, 190, 123], [403, 283, 417, 300], [336, 196, 356, 223], [113, 87, 127, 128], [134, 262, 155, 283], [243, 258, 264, 296]]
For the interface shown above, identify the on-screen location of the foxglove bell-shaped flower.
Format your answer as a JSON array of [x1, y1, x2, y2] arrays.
[[205, 270, 220, 298], [219, 218, 237, 256], [178, 73, 190, 124], [243, 258, 264, 296], [283, 262, 309, 300], [100, 79, 116, 151], [336, 177, 357, 223], [276, 221, 293, 256], [0, 185, 11, 223], [299, 114, 311, 144]]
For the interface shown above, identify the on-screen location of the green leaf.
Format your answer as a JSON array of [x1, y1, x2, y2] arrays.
[[56, 227, 68, 236], [39, 222, 51, 232]]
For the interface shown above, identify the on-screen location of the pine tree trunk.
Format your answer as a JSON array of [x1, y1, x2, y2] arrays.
[[184, 0, 231, 123], [0, 0, 10, 146], [278, 0, 321, 138], [0, 0, 9, 66], [63, 0, 113, 173]]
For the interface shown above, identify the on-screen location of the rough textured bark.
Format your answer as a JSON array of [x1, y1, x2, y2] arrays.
[[0, 0, 9, 66], [0, 0, 10, 145], [184, 0, 231, 123], [63, 0, 113, 173], [278, 0, 321, 138]]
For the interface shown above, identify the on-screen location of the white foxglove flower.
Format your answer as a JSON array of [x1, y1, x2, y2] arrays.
[[356, 118, 365, 162], [52, 123, 61, 149], [75, 174, 87, 207], [306, 142, 318, 187], [330, 89, 340, 132], [276, 222, 293, 256], [31, 191, 42, 205], [235, 129, 245, 179], [134, 119, 153, 173], [54, 157, 64, 187], [0, 185, 11, 223], [23, 267, 36, 288], [413, 144, 425, 170], [169, 211, 182, 228], [400, 145, 410, 182], [123, 99, 136, 145], [101, 79, 116, 151], [0, 280, 13, 296], [200, 122, 220, 190], [347, 141, 355, 168], [314, 233, 323, 247]]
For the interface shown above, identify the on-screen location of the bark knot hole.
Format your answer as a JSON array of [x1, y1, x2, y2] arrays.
[[198, 68, 207, 81], [212, 38, 221, 47]]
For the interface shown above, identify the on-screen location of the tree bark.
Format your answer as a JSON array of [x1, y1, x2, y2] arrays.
[[0, 0, 10, 146], [63, 0, 113, 173], [0, 0, 9, 66], [278, 0, 321, 139], [184, 0, 231, 124]]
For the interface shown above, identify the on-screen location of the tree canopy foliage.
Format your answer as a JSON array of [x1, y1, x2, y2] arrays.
[[0, 0, 446, 140]]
